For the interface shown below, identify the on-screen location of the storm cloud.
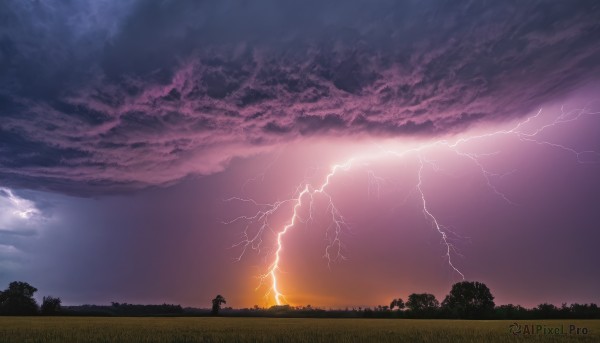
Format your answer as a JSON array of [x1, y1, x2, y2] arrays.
[[1, 0, 600, 193]]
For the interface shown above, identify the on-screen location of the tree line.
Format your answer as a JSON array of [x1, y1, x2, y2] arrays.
[[1, 280, 598, 319], [381, 281, 599, 319], [0, 281, 61, 315], [0, 281, 183, 316], [220, 281, 599, 320]]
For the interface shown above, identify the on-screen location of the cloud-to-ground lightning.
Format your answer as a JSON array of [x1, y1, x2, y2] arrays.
[[226, 105, 599, 306]]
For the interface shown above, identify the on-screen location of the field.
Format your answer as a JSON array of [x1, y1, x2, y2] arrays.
[[0, 317, 598, 343]]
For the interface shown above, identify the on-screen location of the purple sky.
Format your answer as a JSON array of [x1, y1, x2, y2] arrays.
[[1, 0, 600, 308]]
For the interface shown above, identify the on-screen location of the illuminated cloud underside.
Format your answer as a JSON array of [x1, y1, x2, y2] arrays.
[[1, 1, 600, 194]]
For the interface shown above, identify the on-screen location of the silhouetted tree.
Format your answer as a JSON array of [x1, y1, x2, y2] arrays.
[[0, 281, 39, 315], [406, 293, 439, 317], [211, 295, 226, 315], [495, 304, 528, 319], [442, 281, 495, 319], [41, 296, 62, 315], [390, 298, 405, 311], [570, 303, 599, 319], [534, 303, 560, 319]]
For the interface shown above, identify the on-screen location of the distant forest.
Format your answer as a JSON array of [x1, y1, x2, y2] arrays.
[[1, 280, 598, 319]]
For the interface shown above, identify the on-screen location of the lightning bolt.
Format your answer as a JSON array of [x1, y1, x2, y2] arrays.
[[226, 105, 599, 306]]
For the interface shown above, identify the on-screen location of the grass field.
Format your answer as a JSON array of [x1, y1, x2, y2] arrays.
[[0, 317, 598, 343]]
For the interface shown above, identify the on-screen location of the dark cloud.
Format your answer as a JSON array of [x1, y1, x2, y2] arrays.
[[1, 0, 600, 193], [263, 121, 292, 134], [296, 114, 346, 135]]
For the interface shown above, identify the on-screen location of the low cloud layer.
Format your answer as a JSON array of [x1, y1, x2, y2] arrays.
[[1, 0, 600, 193]]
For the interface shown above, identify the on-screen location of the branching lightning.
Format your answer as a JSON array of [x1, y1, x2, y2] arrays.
[[226, 105, 599, 306]]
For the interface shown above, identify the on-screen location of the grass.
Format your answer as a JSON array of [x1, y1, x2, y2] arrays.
[[0, 317, 598, 343]]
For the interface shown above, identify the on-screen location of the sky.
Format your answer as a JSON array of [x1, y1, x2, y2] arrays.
[[1, 0, 600, 309]]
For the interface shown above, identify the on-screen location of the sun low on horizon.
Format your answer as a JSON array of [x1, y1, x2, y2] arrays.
[[1, 0, 600, 311]]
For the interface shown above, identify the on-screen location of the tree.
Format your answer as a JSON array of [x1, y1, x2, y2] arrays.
[[0, 281, 39, 315], [406, 293, 439, 313], [211, 295, 226, 315], [406, 293, 440, 316], [442, 281, 495, 319], [390, 298, 405, 311], [495, 304, 527, 319], [534, 303, 559, 319], [41, 296, 62, 315]]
